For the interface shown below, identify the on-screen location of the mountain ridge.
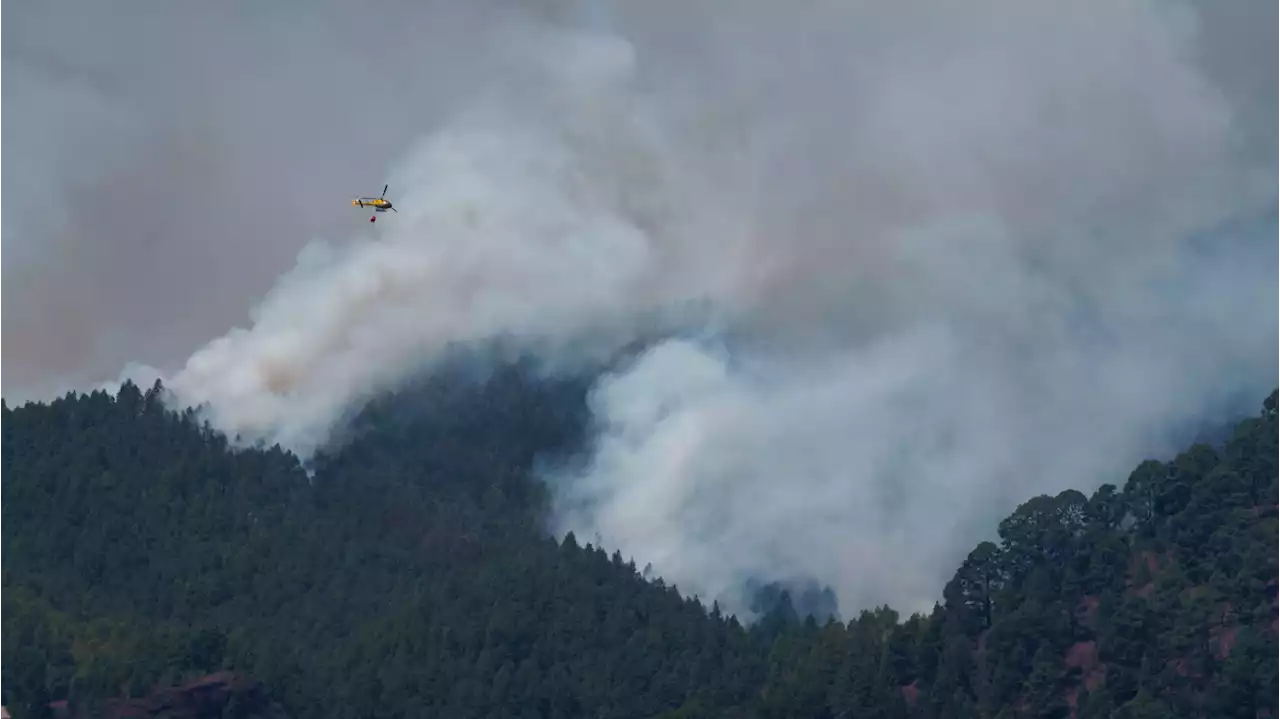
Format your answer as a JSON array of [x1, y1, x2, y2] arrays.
[[2, 369, 1275, 718]]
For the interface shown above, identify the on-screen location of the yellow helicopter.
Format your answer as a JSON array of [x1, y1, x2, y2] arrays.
[[352, 184, 397, 222]]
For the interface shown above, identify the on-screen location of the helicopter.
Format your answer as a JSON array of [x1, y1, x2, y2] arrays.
[[352, 184, 397, 222]]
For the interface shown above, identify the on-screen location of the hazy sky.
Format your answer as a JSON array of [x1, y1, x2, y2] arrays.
[[3, 0, 527, 397], [5, 0, 1276, 617]]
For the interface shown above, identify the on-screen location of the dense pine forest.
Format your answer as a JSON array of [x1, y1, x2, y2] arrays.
[[2, 362, 1276, 719]]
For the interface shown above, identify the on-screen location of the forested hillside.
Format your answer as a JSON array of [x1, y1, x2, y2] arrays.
[[2, 366, 1275, 719]]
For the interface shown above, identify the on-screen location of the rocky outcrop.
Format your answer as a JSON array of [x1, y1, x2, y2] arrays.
[[49, 672, 290, 719]]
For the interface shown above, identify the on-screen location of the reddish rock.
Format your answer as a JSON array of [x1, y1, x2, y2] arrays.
[[900, 680, 919, 708], [49, 672, 289, 719]]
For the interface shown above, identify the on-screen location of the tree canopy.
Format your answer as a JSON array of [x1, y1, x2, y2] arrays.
[[2, 371, 1275, 718]]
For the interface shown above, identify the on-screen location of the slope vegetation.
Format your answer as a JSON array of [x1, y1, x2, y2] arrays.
[[2, 366, 1274, 718]]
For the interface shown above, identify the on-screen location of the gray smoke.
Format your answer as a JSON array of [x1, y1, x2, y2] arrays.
[[2, 0, 526, 399], [6, 0, 1275, 617]]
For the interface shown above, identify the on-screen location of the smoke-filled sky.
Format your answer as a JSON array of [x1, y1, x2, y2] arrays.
[[5, 0, 1277, 616]]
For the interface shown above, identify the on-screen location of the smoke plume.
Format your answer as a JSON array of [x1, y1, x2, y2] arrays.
[[7, 0, 1276, 616]]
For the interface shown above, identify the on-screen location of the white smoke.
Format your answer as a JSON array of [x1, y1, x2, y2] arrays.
[[162, 27, 704, 456], [65, 0, 1280, 615]]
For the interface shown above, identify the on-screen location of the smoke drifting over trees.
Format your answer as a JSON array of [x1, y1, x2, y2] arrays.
[[4, 0, 1275, 614]]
